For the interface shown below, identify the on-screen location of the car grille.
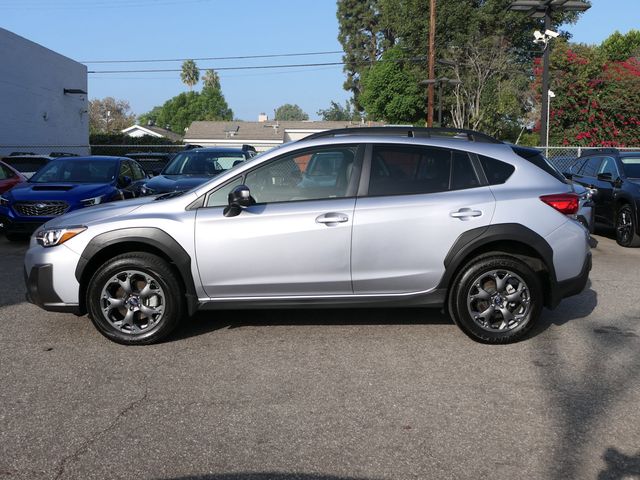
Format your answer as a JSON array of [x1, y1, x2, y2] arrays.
[[14, 201, 69, 217]]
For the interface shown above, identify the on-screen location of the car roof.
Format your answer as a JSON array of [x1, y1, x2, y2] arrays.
[[185, 147, 248, 153], [48, 155, 125, 161]]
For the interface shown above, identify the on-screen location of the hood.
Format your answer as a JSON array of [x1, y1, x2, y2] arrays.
[[144, 174, 214, 194], [42, 196, 155, 229], [627, 178, 640, 187], [6, 182, 113, 202]]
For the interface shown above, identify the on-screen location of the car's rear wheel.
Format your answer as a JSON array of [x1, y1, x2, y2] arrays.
[[615, 204, 640, 247], [86, 252, 184, 345], [449, 255, 543, 344]]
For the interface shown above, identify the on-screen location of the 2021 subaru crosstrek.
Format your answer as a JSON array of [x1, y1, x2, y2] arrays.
[[24, 128, 591, 345]]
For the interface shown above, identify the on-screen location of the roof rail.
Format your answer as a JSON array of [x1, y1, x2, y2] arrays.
[[301, 126, 502, 144], [579, 147, 619, 156]]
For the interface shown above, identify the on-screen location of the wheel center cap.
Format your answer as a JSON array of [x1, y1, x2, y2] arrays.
[[128, 296, 140, 307], [493, 294, 504, 307]]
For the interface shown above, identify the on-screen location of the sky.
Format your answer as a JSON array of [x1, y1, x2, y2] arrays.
[[1, 0, 638, 123]]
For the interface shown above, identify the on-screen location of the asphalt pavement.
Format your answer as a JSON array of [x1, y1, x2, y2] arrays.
[[1, 233, 639, 480]]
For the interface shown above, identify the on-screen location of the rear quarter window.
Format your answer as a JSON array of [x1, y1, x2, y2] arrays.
[[478, 155, 515, 185]]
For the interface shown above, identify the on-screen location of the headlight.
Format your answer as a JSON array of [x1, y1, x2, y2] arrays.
[[36, 226, 86, 247], [0, 195, 9, 207], [80, 195, 105, 207]]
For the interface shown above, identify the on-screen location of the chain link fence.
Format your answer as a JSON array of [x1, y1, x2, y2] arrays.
[[2, 144, 639, 177]]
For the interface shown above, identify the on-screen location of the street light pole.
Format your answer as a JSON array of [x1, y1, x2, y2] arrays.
[[540, 9, 551, 147], [546, 89, 555, 157]]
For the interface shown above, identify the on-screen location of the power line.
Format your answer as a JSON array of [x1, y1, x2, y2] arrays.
[[88, 57, 429, 74], [82, 50, 344, 64]]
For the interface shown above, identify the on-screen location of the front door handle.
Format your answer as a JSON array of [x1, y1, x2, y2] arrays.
[[450, 208, 482, 220], [316, 212, 349, 226]]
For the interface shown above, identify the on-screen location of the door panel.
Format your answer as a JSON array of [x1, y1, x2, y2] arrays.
[[195, 198, 356, 298], [351, 187, 495, 294]]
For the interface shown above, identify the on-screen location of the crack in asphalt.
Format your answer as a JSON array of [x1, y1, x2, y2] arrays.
[[52, 385, 149, 480]]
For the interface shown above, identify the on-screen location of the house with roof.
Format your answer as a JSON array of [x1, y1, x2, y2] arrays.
[[121, 123, 183, 143], [183, 119, 384, 152]]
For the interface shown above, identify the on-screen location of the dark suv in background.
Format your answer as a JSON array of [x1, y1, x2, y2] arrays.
[[565, 148, 640, 247]]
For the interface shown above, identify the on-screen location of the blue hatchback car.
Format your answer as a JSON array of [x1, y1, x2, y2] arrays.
[[0, 156, 148, 240]]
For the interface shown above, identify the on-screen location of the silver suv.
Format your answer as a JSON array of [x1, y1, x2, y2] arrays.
[[24, 128, 591, 345]]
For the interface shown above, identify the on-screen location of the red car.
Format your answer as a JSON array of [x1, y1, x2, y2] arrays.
[[0, 160, 26, 194]]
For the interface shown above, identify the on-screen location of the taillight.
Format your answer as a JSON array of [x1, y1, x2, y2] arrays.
[[540, 193, 579, 215]]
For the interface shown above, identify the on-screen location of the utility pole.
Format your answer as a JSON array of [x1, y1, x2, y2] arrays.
[[427, 0, 436, 127]]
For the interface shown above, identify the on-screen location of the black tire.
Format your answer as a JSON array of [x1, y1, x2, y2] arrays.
[[86, 252, 185, 345], [615, 204, 640, 248], [448, 255, 543, 344]]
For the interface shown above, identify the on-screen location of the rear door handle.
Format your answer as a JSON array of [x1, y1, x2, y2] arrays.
[[316, 212, 349, 225], [450, 208, 482, 220]]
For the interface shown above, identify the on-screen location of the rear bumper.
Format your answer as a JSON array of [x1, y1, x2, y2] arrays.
[[548, 251, 592, 309], [25, 264, 82, 315]]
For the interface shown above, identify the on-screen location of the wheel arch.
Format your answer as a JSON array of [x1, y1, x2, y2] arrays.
[[75, 227, 199, 316], [437, 224, 557, 309]]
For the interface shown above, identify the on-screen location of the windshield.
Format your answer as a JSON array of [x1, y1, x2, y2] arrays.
[[29, 159, 118, 183], [621, 157, 640, 178], [163, 151, 244, 175]]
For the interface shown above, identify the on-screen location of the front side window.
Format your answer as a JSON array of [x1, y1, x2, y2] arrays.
[[0, 165, 13, 180], [243, 147, 357, 203], [579, 157, 601, 177], [130, 161, 146, 180], [205, 177, 244, 207], [598, 157, 618, 177]]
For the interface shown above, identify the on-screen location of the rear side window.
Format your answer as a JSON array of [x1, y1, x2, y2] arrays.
[[368, 145, 479, 196], [514, 151, 566, 183], [0, 165, 14, 179], [3, 157, 48, 174], [478, 155, 515, 185]]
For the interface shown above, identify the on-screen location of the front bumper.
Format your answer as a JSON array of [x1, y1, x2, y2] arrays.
[[25, 264, 82, 314]]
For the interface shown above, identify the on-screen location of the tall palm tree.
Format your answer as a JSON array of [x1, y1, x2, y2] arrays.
[[180, 59, 200, 90]]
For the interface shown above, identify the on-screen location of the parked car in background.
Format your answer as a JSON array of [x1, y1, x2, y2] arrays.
[[1, 154, 54, 179], [0, 160, 26, 194], [564, 148, 640, 247], [0, 156, 148, 240], [24, 127, 590, 345], [139, 147, 254, 196], [124, 152, 174, 176]]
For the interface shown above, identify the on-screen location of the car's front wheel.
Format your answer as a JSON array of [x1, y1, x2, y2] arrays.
[[615, 204, 640, 247], [449, 255, 543, 344], [86, 252, 184, 345]]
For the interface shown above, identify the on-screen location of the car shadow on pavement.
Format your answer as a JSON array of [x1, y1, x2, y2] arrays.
[[528, 279, 598, 337], [158, 474, 376, 480], [171, 307, 452, 342], [597, 448, 640, 480]]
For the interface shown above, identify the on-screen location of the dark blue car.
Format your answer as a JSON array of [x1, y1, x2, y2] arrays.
[[0, 156, 147, 240], [139, 147, 253, 196]]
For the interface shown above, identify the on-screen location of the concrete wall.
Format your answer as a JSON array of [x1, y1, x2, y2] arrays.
[[0, 28, 89, 156]]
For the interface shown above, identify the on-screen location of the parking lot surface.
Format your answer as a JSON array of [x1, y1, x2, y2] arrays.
[[1, 234, 639, 480]]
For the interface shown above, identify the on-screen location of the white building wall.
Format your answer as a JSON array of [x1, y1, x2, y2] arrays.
[[0, 28, 89, 155]]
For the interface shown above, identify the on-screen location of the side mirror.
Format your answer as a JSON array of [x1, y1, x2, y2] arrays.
[[597, 172, 613, 182], [223, 185, 255, 217], [119, 175, 132, 187]]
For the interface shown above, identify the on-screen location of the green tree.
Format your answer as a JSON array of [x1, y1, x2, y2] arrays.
[[180, 59, 200, 90], [359, 47, 423, 123], [274, 103, 309, 121], [89, 97, 136, 134], [600, 30, 640, 62], [317, 100, 359, 121], [139, 81, 233, 134]]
